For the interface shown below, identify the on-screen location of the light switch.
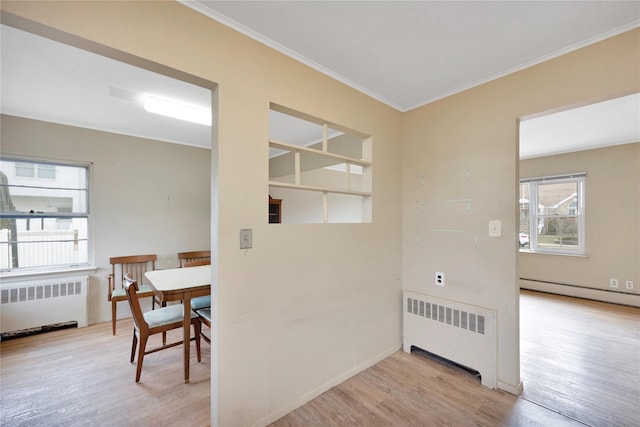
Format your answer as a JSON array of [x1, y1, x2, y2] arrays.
[[489, 220, 502, 237], [240, 229, 252, 249]]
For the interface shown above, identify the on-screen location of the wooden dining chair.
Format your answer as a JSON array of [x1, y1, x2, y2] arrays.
[[179, 251, 212, 312], [178, 250, 211, 268], [107, 254, 158, 335], [194, 307, 211, 344], [181, 256, 212, 343], [183, 259, 211, 267], [182, 258, 211, 311], [124, 275, 202, 383]]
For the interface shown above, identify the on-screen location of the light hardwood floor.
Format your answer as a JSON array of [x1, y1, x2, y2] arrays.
[[0, 319, 211, 427], [519, 289, 640, 427], [1, 291, 638, 427], [272, 290, 639, 427]]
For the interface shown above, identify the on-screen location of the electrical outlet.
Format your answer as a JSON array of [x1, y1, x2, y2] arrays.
[[626, 281, 634, 290], [610, 278, 619, 288], [435, 272, 445, 287]]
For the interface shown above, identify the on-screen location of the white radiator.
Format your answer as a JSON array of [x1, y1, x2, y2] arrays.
[[403, 290, 497, 389], [0, 275, 89, 334]]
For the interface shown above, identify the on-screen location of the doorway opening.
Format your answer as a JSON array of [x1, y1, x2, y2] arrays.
[[517, 94, 640, 426]]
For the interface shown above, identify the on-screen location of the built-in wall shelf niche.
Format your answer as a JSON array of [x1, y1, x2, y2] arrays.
[[268, 103, 372, 224]]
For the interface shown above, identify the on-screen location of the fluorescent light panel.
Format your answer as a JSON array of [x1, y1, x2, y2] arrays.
[[144, 95, 211, 126]]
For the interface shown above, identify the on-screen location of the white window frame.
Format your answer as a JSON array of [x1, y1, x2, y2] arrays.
[[520, 173, 585, 255], [1, 157, 91, 272]]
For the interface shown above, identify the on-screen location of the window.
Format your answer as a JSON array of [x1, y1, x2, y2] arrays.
[[0, 158, 90, 271], [519, 173, 585, 254], [268, 104, 372, 224], [15, 162, 56, 179]]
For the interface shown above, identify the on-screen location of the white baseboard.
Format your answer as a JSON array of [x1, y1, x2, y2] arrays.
[[498, 379, 524, 395], [251, 344, 402, 427], [520, 279, 640, 307]]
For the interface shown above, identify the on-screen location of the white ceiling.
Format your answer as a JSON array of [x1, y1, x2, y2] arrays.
[[1, 2, 639, 158], [0, 24, 212, 149], [520, 93, 640, 159], [187, 0, 640, 111]]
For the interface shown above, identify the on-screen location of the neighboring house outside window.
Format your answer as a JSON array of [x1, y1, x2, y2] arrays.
[[0, 158, 90, 271], [519, 173, 585, 255]]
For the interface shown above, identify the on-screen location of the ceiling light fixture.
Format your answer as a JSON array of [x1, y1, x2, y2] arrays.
[[143, 95, 211, 126]]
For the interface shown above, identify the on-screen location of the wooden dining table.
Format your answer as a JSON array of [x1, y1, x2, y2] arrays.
[[144, 264, 210, 383]]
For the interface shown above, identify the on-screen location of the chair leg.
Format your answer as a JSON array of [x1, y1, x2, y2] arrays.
[[160, 300, 166, 346], [112, 300, 117, 335], [136, 334, 148, 383], [194, 321, 202, 363], [130, 331, 138, 363]]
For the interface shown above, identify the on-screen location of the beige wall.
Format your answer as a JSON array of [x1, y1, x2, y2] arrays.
[[0, 114, 212, 322], [2, 1, 639, 426], [0, 2, 403, 426], [402, 29, 640, 392], [520, 143, 640, 303]]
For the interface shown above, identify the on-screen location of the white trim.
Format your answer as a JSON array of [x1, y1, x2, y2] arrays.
[[180, 0, 402, 110], [520, 172, 586, 183], [497, 380, 524, 396], [403, 20, 640, 112], [0, 265, 97, 283], [2, 112, 211, 149], [520, 279, 640, 308], [179, 2, 638, 112]]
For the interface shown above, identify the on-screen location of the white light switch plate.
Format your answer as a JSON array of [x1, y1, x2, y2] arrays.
[[240, 229, 252, 249], [489, 220, 502, 237]]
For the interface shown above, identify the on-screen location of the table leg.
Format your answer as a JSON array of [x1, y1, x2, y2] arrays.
[[184, 293, 191, 383]]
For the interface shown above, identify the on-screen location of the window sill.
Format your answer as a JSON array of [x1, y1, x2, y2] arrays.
[[519, 249, 588, 259], [0, 266, 98, 283]]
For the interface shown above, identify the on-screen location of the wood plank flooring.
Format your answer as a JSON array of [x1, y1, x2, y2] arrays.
[[519, 289, 640, 427], [272, 290, 639, 427], [1, 291, 637, 427], [270, 350, 584, 427], [0, 318, 210, 427]]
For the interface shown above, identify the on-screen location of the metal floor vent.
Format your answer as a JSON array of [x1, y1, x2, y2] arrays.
[[1, 281, 83, 304], [407, 296, 485, 335]]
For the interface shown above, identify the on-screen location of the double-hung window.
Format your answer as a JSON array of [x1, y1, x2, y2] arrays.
[[0, 158, 90, 271], [519, 173, 585, 255]]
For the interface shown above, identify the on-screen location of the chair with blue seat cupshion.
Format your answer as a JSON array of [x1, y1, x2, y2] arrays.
[[179, 253, 212, 312], [180, 255, 212, 343], [194, 307, 211, 344], [123, 274, 202, 383], [107, 254, 159, 335]]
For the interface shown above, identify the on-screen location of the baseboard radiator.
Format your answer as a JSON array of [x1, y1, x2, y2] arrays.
[[1, 275, 89, 336], [403, 290, 497, 389]]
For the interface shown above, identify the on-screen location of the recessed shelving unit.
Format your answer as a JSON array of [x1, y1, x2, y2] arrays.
[[269, 105, 372, 223]]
